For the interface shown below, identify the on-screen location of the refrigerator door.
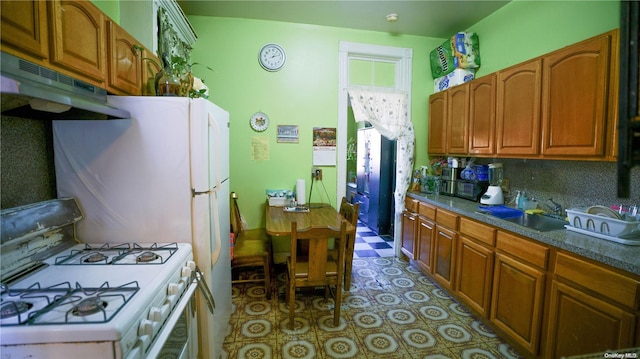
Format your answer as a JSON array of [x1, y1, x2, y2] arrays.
[[189, 99, 231, 358]]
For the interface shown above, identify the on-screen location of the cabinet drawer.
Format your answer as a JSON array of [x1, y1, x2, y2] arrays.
[[418, 201, 436, 220], [555, 252, 640, 309], [436, 208, 458, 230], [496, 231, 548, 269], [405, 198, 418, 213], [460, 217, 496, 246]]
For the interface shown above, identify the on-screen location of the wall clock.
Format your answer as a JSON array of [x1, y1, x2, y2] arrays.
[[250, 112, 270, 132], [258, 43, 286, 72]]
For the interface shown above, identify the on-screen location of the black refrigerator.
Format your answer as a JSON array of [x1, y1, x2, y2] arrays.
[[355, 125, 395, 235]]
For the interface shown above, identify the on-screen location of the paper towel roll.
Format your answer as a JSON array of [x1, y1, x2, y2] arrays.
[[296, 179, 306, 205]]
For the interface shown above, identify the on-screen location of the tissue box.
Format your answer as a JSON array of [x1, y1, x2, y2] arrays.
[[268, 197, 286, 207], [434, 69, 475, 93], [266, 189, 290, 207]]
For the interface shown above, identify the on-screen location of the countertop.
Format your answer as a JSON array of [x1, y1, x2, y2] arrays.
[[407, 191, 640, 276]]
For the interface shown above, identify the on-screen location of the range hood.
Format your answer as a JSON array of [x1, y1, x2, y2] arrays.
[[1, 52, 130, 120]]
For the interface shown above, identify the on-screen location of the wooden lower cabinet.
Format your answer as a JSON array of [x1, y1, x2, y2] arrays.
[[544, 280, 635, 358], [455, 236, 494, 317], [400, 210, 417, 259], [416, 216, 435, 274], [490, 252, 545, 355], [433, 224, 456, 290], [405, 197, 639, 358]]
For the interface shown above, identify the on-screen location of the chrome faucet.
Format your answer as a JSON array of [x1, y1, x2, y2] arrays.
[[543, 198, 563, 216]]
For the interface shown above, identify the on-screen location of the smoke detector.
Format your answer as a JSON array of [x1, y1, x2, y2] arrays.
[[386, 13, 398, 22]]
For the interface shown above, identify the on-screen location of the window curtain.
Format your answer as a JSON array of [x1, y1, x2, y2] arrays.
[[347, 87, 415, 256]]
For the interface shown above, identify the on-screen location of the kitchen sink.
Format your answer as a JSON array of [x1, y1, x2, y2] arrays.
[[501, 213, 568, 232]]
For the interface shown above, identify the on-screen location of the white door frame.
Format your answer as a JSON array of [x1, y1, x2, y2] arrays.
[[337, 42, 412, 242]]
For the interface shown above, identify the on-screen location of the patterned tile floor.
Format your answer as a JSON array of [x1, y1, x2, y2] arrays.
[[223, 225, 524, 359]]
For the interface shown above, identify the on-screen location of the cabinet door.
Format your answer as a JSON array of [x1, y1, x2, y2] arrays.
[[428, 91, 447, 154], [400, 210, 417, 259], [446, 84, 470, 154], [491, 252, 545, 355], [416, 216, 435, 274], [469, 74, 496, 155], [456, 236, 494, 317], [545, 280, 635, 358], [0, 0, 48, 61], [496, 59, 542, 156], [141, 49, 161, 96], [541, 33, 612, 157], [107, 21, 142, 95], [49, 0, 106, 83], [433, 224, 456, 290]]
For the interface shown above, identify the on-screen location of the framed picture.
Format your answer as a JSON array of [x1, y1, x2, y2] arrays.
[[277, 125, 299, 143]]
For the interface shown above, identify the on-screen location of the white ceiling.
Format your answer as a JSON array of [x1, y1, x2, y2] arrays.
[[176, 0, 511, 38]]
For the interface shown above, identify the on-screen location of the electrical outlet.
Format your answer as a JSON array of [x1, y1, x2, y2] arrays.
[[312, 167, 322, 180]]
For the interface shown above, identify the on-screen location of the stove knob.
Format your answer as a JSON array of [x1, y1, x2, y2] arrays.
[[181, 266, 193, 278], [149, 303, 171, 322], [149, 306, 162, 322], [168, 282, 180, 295], [139, 319, 155, 337], [187, 260, 196, 271]]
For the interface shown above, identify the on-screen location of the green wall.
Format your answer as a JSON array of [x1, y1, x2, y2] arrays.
[[93, 0, 616, 230], [92, 1, 119, 22], [187, 16, 438, 228], [469, 0, 619, 77]]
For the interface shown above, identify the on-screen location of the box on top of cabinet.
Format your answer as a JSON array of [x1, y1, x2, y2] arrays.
[[434, 68, 475, 93]]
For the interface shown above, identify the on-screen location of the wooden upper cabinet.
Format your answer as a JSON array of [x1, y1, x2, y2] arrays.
[[107, 21, 142, 95], [48, 0, 106, 84], [496, 59, 542, 156], [428, 91, 447, 154], [446, 84, 470, 154], [141, 49, 162, 96], [469, 74, 496, 155], [541, 31, 614, 157], [0, 0, 48, 62]]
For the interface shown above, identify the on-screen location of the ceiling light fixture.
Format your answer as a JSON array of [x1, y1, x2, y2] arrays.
[[386, 13, 398, 22]]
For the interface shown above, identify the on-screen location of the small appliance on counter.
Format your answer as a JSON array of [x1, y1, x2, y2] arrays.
[[440, 167, 459, 196], [455, 180, 489, 202], [480, 163, 504, 205]]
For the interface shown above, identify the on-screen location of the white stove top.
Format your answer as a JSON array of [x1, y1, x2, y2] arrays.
[[1, 242, 194, 346]]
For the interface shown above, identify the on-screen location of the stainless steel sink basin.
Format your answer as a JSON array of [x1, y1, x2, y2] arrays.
[[501, 213, 568, 232]]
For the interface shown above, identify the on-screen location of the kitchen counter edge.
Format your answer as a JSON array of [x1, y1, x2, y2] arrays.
[[407, 192, 640, 276]]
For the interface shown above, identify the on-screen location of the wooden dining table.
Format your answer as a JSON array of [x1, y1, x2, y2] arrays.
[[265, 203, 356, 237]]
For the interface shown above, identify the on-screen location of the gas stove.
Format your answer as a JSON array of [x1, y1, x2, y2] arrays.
[[0, 199, 207, 359]]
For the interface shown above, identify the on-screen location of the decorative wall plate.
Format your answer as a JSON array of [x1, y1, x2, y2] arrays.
[[250, 112, 270, 132]]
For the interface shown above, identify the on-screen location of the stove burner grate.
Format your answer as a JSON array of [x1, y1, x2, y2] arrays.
[[0, 281, 139, 326], [0, 301, 33, 319], [71, 297, 108, 316], [83, 252, 109, 264], [54, 243, 179, 265], [136, 251, 159, 263]]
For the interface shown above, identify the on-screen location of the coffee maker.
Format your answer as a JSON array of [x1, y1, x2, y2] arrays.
[[480, 163, 504, 205]]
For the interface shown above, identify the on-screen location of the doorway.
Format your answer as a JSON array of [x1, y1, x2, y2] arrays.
[[337, 42, 413, 255]]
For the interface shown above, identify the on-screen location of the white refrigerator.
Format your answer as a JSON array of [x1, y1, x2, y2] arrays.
[[52, 96, 232, 359]]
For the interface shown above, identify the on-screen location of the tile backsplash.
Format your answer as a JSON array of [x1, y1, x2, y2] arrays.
[[495, 158, 640, 211], [1, 115, 56, 209]]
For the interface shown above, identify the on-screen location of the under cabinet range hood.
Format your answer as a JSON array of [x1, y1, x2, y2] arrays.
[[0, 52, 130, 120]]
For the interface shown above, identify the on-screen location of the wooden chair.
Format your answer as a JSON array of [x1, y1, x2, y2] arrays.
[[339, 197, 360, 289], [231, 192, 272, 299], [286, 220, 348, 330]]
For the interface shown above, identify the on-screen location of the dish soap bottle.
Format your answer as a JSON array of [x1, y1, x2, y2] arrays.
[[514, 190, 522, 209]]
